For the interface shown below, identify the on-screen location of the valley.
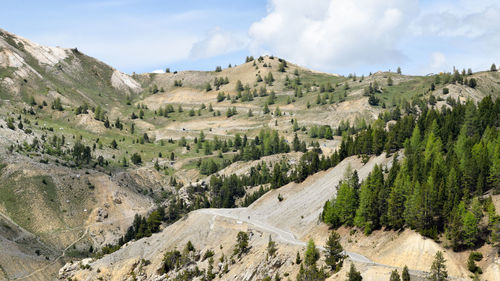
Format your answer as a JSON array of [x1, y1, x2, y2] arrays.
[[0, 28, 499, 281]]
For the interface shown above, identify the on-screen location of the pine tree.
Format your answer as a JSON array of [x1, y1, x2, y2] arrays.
[[428, 251, 448, 281], [263, 103, 270, 114], [390, 270, 401, 281], [304, 239, 319, 266], [324, 231, 345, 272], [296, 251, 302, 264], [235, 231, 249, 257], [267, 235, 277, 257], [387, 165, 410, 229], [346, 264, 362, 281], [402, 266, 410, 281]]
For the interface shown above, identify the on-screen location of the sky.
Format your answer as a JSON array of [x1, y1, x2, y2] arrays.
[[1, 0, 499, 76]]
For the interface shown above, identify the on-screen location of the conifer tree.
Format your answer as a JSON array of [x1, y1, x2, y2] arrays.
[[346, 264, 362, 281], [428, 251, 448, 281], [390, 270, 401, 281], [324, 231, 345, 272], [402, 266, 410, 281], [304, 239, 319, 266]]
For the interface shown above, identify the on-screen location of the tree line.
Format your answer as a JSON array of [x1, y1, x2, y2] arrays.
[[323, 96, 500, 251]]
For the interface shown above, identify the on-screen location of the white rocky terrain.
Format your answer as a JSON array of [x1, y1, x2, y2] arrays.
[[60, 153, 485, 281]]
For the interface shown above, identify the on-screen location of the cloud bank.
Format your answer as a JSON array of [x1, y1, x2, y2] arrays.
[[248, 0, 418, 71]]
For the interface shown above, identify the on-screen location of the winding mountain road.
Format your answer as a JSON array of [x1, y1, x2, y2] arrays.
[[199, 208, 373, 264]]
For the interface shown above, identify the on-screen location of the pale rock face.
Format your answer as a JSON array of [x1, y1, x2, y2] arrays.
[[0, 43, 43, 79], [1, 29, 69, 66], [23, 43, 69, 66], [111, 70, 141, 93]]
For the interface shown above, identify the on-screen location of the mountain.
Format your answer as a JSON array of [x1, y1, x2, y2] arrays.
[[0, 29, 499, 281]]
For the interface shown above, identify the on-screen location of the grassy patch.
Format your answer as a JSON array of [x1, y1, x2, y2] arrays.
[[0, 67, 16, 79], [0, 173, 61, 234]]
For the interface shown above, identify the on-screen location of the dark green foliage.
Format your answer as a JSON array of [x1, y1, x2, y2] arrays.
[[429, 95, 436, 105], [51, 97, 63, 111], [72, 141, 91, 164], [390, 270, 401, 281], [309, 125, 333, 139], [322, 171, 359, 228], [6, 118, 15, 130], [199, 159, 220, 175], [278, 60, 287, 72], [296, 264, 327, 281], [110, 139, 117, 149], [226, 106, 237, 117], [467, 252, 483, 274], [263, 103, 270, 114], [468, 78, 477, 88], [304, 239, 319, 266], [402, 266, 410, 281], [346, 264, 362, 281], [131, 152, 142, 165], [267, 235, 277, 257], [75, 103, 88, 115], [324, 231, 345, 272], [320, 96, 500, 247], [354, 164, 385, 234], [217, 91, 226, 102], [297, 238, 327, 280], [368, 94, 379, 106], [428, 251, 447, 281], [161, 249, 181, 273], [234, 231, 249, 257], [265, 72, 274, 85]]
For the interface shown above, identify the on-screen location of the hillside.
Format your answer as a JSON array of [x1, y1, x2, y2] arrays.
[[0, 29, 499, 281]]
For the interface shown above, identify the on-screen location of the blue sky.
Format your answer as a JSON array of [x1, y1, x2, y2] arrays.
[[2, 0, 500, 75]]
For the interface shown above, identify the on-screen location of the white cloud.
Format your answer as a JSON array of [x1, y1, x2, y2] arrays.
[[189, 28, 248, 59], [248, 0, 418, 71], [152, 69, 165, 74], [414, 5, 500, 38], [429, 52, 447, 73]]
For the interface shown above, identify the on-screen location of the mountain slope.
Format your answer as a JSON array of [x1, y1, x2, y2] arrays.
[[61, 153, 474, 281], [0, 29, 499, 281], [0, 29, 140, 107]]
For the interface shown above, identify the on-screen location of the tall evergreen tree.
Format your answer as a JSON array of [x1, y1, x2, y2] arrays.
[[428, 251, 448, 281], [402, 266, 410, 281], [346, 264, 363, 281], [324, 231, 345, 272]]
